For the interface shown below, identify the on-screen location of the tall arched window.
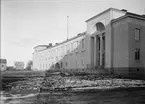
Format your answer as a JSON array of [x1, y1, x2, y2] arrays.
[[96, 22, 105, 32]]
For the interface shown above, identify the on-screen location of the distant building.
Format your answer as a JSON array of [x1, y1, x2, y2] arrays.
[[6, 66, 15, 70], [32, 8, 145, 76], [14, 61, 24, 70], [0, 59, 7, 71]]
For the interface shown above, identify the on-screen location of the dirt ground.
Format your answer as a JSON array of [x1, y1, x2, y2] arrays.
[[4, 71, 145, 95]]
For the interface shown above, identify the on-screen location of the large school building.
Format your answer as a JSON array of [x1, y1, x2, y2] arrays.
[[32, 8, 145, 75]]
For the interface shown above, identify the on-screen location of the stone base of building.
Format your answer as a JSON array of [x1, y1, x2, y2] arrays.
[[109, 67, 145, 79], [45, 67, 145, 79]]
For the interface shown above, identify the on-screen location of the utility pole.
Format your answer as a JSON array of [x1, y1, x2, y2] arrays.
[[67, 16, 69, 40]]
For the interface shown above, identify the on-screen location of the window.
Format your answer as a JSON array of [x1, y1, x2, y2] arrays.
[[67, 44, 70, 53], [66, 54, 68, 60], [76, 41, 79, 52], [66, 62, 67, 68], [77, 41, 79, 47], [43, 64, 44, 68], [82, 39, 85, 49], [52, 63, 54, 68], [74, 42, 77, 49], [97, 36, 100, 51], [76, 60, 79, 66], [135, 28, 140, 41], [73, 42, 75, 52], [135, 48, 140, 60], [61, 46, 63, 56], [71, 43, 73, 53], [65, 45, 67, 54], [82, 59, 84, 66]]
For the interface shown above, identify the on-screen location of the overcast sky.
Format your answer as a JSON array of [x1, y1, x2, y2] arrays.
[[1, 0, 145, 66]]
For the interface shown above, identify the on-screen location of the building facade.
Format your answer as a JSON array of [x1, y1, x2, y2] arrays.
[[0, 59, 7, 71], [32, 8, 145, 75]]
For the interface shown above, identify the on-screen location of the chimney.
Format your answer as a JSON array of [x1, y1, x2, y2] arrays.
[[121, 9, 127, 12], [48, 43, 52, 47], [77, 33, 81, 36]]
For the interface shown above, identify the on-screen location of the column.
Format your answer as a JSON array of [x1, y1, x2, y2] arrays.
[[94, 36, 96, 68], [91, 37, 94, 68], [100, 35, 103, 67], [97, 35, 100, 67], [96, 35, 99, 67], [102, 34, 105, 67]]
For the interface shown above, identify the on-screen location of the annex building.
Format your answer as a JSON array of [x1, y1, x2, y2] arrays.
[[0, 59, 7, 71], [32, 8, 145, 75]]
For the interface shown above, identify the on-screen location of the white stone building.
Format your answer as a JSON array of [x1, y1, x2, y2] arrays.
[[32, 8, 145, 75]]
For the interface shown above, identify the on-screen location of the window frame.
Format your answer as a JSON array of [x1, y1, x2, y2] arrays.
[[135, 48, 140, 61]]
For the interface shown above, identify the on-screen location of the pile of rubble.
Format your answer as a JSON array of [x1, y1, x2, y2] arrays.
[[40, 73, 145, 92], [8, 72, 145, 94], [9, 78, 43, 95]]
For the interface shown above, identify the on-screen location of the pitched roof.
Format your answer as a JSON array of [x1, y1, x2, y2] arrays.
[[34, 32, 86, 52], [34, 45, 49, 49], [85, 8, 125, 22]]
